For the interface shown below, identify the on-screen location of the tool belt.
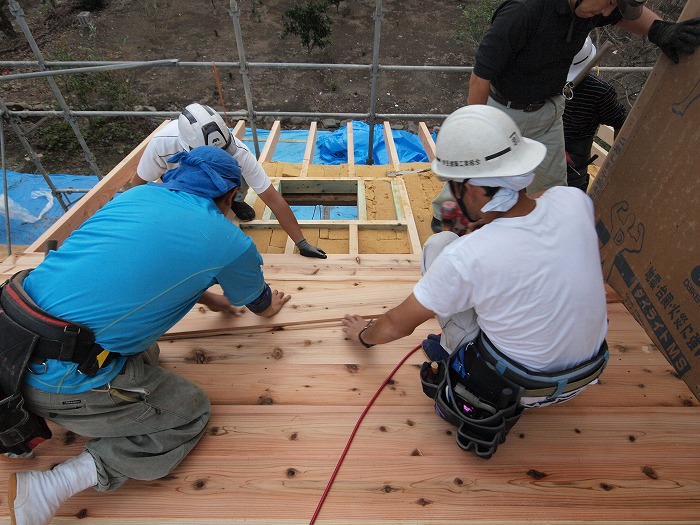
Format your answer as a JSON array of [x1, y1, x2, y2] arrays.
[[476, 332, 608, 399], [0, 269, 109, 455], [420, 333, 609, 459], [420, 340, 524, 459], [0, 270, 111, 376], [489, 88, 546, 113]]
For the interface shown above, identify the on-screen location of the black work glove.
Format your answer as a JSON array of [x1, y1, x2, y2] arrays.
[[648, 17, 700, 64], [296, 238, 327, 259]]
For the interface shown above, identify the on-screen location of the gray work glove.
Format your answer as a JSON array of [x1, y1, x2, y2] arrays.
[[648, 17, 700, 64], [296, 238, 327, 259]]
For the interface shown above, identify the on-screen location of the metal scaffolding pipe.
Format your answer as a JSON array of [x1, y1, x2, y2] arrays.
[[229, 0, 261, 157], [366, 0, 383, 165], [8, 0, 103, 180], [0, 59, 180, 81], [0, 60, 654, 75]]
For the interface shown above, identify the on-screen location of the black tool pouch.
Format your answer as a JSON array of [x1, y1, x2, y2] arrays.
[[420, 342, 523, 459], [0, 393, 52, 455], [0, 303, 53, 454]]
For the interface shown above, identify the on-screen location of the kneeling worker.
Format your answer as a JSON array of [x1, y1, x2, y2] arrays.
[[131, 103, 326, 258], [2, 146, 290, 524], [343, 105, 608, 457]]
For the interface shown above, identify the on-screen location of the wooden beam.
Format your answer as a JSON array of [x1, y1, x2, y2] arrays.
[[257, 120, 281, 163], [232, 120, 246, 139], [394, 178, 422, 254], [299, 121, 317, 178], [418, 121, 436, 161], [25, 120, 170, 254], [347, 121, 356, 177], [348, 223, 359, 255], [165, 284, 415, 338], [383, 121, 401, 171], [357, 179, 368, 220]]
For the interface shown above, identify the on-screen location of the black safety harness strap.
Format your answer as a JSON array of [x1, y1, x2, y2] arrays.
[[1, 270, 111, 376]]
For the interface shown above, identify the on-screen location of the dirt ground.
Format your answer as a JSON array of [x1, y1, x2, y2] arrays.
[[0, 0, 471, 175]]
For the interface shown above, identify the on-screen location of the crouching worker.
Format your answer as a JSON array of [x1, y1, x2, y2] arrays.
[[343, 105, 608, 459], [2, 145, 290, 524]]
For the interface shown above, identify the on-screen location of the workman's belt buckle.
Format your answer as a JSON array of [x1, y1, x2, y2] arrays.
[[523, 101, 546, 112]]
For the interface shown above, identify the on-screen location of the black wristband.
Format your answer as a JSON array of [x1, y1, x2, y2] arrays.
[[358, 321, 375, 348]]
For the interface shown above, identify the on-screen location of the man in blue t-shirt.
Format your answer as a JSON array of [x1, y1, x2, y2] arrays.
[[6, 146, 290, 525]]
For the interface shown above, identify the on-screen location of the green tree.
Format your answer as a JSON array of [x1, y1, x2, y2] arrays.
[[282, 1, 332, 54], [454, 0, 502, 49]]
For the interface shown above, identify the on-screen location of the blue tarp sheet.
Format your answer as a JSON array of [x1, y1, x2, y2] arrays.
[[1, 171, 99, 245], [3, 122, 433, 244]]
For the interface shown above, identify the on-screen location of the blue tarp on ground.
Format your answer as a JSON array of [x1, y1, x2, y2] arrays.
[[3, 122, 433, 244], [0, 171, 99, 245]]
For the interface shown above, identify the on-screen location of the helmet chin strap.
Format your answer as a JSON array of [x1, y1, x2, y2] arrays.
[[450, 181, 478, 223]]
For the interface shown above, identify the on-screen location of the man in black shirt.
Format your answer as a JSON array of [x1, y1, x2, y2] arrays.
[[430, 0, 700, 232]]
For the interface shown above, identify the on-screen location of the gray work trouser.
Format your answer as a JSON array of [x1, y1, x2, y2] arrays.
[[21, 343, 211, 492], [431, 95, 567, 219], [422, 231, 480, 352], [234, 179, 249, 203]]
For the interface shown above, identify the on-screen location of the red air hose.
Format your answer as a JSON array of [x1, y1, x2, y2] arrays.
[[308, 341, 424, 524]]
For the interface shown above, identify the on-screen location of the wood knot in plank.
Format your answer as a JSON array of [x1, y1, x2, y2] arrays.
[[453, 478, 464, 486], [272, 326, 285, 331], [383, 485, 401, 493], [258, 394, 274, 405], [518, 433, 525, 439], [64, 430, 77, 446], [297, 286, 304, 291], [416, 498, 433, 506], [271, 347, 284, 360], [75, 509, 88, 519], [198, 306, 206, 314], [289, 432, 298, 441], [642, 466, 658, 479], [379, 426, 388, 432], [208, 426, 228, 436], [406, 419, 415, 426], [346, 364, 359, 373], [574, 428, 581, 434], [628, 435, 637, 442], [526, 469, 547, 480], [193, 479, 207, 489], [287, 468, 298, 478], [186, 348, 210, 364], [411, 448, 422, 456], [681, 397, 695, 407], [599, 483, 614, 491]]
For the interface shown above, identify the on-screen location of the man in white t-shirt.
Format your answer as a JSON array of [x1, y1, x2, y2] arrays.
[[130, 103, 326, 258], [343, 106, 608, 454]]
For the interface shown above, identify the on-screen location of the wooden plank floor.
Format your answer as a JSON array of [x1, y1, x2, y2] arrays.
[[1, 253, 699, 524]]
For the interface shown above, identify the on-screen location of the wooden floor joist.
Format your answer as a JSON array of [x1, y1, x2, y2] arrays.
[[2, 119, 699, 525]]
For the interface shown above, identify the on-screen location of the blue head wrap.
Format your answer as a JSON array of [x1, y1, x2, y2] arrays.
[[159, 146, 241, 198]]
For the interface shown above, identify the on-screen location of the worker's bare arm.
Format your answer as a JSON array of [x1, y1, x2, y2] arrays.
[[197, 291, 246, 316], [343, 293, 435, 347], [468, 73, 491, 105], [257, 185, 304, 243]]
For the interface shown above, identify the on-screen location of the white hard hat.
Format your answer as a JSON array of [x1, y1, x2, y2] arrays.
[[431, 105, 546, 181], [178, 103, 232, 150], [567, 36, 597, 82]]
